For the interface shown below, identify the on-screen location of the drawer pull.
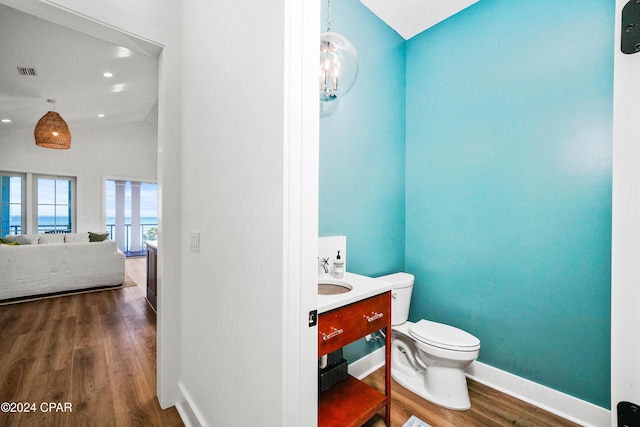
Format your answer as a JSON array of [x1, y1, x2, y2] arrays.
[[322, 327, 344, 341], [365, 312, 384, 323]]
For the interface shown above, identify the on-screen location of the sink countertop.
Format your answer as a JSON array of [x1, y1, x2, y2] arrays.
[[318, 272, 394, 314]]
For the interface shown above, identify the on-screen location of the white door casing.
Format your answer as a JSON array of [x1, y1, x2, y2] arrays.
[[612, 0, 640, 423]]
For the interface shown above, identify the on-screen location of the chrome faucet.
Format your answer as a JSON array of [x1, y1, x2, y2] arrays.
[[318, 257, 329, 274]]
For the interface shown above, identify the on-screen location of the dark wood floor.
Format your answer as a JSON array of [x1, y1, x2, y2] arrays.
[[0, 257, 183, 427], [1, 260, 581, 427]]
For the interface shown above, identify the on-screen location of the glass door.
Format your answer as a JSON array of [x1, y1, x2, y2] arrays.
[[106, 179, 158, 255]]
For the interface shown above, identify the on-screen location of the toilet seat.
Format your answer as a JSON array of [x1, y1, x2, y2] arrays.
[[409, 319, 480, 352]]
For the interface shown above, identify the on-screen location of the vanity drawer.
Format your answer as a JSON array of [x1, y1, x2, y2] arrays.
[[318, 292, 390, 356]]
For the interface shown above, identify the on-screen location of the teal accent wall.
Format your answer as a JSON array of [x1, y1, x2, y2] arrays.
[[319, 0, 406, 278], [405, 0, 613, 409], [319, 0, 406, 364], [319, 0, 613, 409]]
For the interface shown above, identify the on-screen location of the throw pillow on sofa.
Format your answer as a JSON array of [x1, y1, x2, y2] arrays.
[[2, 234, 39, 245], [89, 232, 110, 242]]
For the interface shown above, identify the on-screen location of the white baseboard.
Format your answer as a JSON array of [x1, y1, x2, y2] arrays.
[[348, 347, 611, 427], [466, 362, 610, 427], [348, 346, 387, 380], [175, 382, 205, 427]]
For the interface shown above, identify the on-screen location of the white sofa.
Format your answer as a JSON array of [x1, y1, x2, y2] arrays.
[[0, 233, 125, 300]]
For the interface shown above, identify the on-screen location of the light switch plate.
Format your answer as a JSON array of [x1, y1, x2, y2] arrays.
[[190, 232, 200, 252]]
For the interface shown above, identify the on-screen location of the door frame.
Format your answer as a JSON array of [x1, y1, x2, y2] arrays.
[[612, 0, 640, 422]]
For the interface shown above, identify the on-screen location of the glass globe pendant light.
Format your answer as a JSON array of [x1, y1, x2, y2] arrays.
[[320, 0, 359, 102]]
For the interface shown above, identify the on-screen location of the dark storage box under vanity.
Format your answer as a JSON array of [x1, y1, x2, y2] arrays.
[[319, 349, 348, 392]]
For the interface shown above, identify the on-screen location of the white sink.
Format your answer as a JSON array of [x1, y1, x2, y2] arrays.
[[318, 279, 352, 295], [317, 273, 395, 314]]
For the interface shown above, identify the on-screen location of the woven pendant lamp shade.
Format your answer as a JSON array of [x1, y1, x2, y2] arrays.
[[34, 111, 71, 149]]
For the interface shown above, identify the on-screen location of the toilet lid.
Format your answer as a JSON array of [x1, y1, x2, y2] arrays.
[[409, 319, 480, 351]]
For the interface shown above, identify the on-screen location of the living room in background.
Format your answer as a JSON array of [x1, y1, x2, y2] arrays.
[[35, 175, 75, 233], [0, 172, 25, 237], [105, 179, 158, 256]]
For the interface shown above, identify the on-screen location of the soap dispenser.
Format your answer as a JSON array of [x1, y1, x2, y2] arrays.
[[333, 250, 344, 279]]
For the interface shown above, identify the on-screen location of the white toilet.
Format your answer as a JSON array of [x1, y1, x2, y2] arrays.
[[377, 273, 480, 410]]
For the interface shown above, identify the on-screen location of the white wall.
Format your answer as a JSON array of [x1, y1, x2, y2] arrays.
[[611, 0, 640, 421], [0, 121, 157, 233], [180, 0, 319, 424], [179, 0, 287, 424]]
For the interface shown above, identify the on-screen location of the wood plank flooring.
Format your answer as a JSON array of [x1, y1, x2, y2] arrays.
[[1, 259, 581, 427], [361, 367, 581, 427], [0, 257, 183, 427]]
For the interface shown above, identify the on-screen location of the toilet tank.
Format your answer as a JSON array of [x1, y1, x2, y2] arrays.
[[377, 273, 414, 326]]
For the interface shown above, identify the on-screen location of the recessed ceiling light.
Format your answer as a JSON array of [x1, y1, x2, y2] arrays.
[[1, 119, 11, 123], [103, 72, 113, 78], [116, 47, 132, 58], [97, 114, 105, 118]]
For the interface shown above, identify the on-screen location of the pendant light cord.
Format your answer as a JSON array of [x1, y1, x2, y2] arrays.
[[47, 99, 57, 112], [326, 0, 332, 32]]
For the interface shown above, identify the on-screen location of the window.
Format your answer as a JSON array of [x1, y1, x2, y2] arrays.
[[0, 173, 76, 236], [105, 179, 158, 254], [0, 172, 25, 237], [36, 176, 75, 233]]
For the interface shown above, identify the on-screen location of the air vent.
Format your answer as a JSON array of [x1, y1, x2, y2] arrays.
[[17, 67, 37, 76]]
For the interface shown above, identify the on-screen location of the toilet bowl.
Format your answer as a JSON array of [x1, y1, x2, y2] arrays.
[[377, 273, 480, 410]]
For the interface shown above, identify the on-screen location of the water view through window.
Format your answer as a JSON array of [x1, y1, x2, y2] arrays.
[[105, 179, 158, 253], [1, 175, 157, 248], [37, 177, 73, 233]]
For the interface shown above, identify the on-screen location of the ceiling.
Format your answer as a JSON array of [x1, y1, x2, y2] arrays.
[[0, 1, 477, 133], [0, 3, 159, 132], [360, 0, 480, 40]]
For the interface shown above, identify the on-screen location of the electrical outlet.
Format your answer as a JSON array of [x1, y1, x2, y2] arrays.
[[190, 232, 200, 252]]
